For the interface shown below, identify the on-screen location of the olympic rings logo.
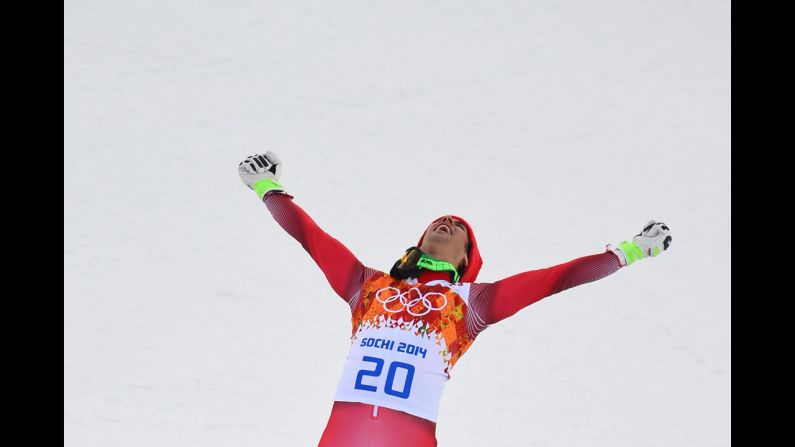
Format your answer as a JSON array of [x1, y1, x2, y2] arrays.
[[375, 287, 448, 317]]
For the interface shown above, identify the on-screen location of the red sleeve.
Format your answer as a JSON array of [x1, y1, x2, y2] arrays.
[[263, 191, 382, 304], [467, 251, 622, 329]]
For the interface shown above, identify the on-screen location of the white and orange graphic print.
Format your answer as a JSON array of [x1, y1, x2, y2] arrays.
[[352, 273, 474, 372], [333, 273, 475, 422]]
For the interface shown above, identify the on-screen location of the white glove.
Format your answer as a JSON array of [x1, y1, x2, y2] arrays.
[[238, 151, 285, 199], [609, 220, 672, 266]]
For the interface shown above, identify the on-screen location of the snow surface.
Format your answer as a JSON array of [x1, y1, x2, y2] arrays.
[[64, 1, 731, 445]]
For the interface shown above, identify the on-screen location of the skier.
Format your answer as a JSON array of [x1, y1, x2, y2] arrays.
[[238, 152, 672, 447]]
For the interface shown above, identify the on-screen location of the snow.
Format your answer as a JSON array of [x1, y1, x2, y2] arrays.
[[64, 1, 731, 445]]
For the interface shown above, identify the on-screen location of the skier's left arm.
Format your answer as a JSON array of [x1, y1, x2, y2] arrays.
[[467, 221, 672, 327]]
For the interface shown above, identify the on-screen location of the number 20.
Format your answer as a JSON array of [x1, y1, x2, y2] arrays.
[[354, 356, 415, 399]]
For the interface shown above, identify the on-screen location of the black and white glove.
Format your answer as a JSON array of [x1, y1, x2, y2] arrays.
[[608, 220, 672, 266], [238, 151, 285, 199]]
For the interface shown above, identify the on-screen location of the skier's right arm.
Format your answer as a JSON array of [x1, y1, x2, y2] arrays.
[[238, 153, 379, 304]]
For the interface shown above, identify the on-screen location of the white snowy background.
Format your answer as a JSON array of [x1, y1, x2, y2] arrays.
[[64, 0, 731, 445]]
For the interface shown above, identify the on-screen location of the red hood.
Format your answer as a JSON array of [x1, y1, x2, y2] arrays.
[[417, 215, 483, 283]]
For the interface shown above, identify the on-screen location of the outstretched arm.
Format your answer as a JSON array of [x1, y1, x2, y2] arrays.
[[467, 221, 672, 330], [239, 152, 381, 304], [468, 251, 622, 326], [263, 192, 378, 302]]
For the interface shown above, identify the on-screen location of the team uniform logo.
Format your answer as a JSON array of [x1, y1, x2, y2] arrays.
[[376, 287, 448, 316]]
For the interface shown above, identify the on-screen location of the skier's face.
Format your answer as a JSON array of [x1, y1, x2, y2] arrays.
[[419, 216, 470, 273]]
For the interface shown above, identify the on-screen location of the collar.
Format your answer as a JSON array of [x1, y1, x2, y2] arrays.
[[416, 270, 457, 284]]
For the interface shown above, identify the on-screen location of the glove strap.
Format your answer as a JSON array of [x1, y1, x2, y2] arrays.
[[618, 241, 645, 265], [253, 178, 285, 200]]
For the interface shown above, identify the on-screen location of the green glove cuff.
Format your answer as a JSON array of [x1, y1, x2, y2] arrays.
[[618, 241, 645, 265], [253, 178, 285, 200]]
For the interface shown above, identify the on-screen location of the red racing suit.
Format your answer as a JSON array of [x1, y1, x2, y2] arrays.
[[262, 191, 622, 446]]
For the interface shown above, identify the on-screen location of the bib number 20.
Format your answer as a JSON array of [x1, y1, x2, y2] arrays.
[[354, 356, 415, 399]]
